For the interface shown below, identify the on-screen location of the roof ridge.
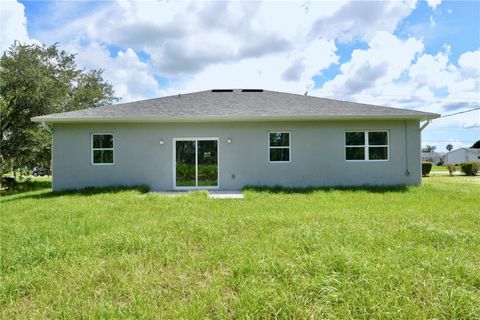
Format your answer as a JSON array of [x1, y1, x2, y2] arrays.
[[32, 89, 441, 122], [113, 89, 436, 115]]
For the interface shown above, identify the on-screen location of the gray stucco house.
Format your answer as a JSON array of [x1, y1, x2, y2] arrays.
[[32, 89, 439, 191]]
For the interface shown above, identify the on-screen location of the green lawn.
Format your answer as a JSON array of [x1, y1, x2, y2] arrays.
[[1, 177, 479, 319], [431, 165, 462, 173], [432, 165, 449, 172]]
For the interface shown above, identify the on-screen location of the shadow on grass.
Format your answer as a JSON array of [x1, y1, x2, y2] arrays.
[[244, 184, 410, 194], [1, 179, 52, 196], [1, 179, 149, 203]]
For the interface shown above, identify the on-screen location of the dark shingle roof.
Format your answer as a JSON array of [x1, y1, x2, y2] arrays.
[[32, 89, 439, 122]]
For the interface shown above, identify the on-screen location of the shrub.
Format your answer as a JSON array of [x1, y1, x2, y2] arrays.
[[459, 162, 479, 176], [175, 163, 218, 185], [436, 160, 444, 166], [422, 162, 432, 176], [446, 163, 456, 176], [176, 163, 195, 181], [1, 176, 16, 189], [197, 164, 218, 182]]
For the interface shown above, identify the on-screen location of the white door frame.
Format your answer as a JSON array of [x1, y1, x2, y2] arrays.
[[173, 137, 219, 190]]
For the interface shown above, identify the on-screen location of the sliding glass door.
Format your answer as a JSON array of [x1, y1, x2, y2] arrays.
[[197, 140, 218, 187], [175, 139, 218, 188], [175, 140, 196, 187]]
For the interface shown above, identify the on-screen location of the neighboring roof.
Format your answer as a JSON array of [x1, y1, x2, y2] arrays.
[[32, 89, 440, 123], [446, 148, 480, 154], [421, 152, 445, 156]]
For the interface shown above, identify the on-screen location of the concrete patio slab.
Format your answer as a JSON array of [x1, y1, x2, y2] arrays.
[[144, 190, 244, 199], [208, 191, 244, 199]]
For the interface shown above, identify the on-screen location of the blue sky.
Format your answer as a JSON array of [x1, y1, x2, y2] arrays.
[[1, 0, 479, 150]]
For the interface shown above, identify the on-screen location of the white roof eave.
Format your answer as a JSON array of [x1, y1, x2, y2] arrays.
[[32, 114, 440, 124]]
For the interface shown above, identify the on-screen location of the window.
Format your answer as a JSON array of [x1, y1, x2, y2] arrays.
[[345, 131, 389, 161], [269, 132, 290, 162], [92, 134, 114, 165]]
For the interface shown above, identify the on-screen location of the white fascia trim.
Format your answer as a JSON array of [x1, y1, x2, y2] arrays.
[[32, 114, 440, 124]]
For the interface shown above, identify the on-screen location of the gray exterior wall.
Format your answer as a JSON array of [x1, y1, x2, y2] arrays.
[[51, 120, 421, 191]]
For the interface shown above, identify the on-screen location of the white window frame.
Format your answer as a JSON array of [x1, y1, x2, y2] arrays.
[[345, 130, 389, 162], [268, 131, 291, 163], [91, 133, 114, 165]]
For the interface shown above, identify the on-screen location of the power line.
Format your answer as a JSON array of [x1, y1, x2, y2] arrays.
[[316, 90, 480, 119], [439, 107, 480, 118], [423, 140, 476, 142]]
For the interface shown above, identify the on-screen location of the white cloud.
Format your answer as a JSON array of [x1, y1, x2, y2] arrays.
[[429, 104, 479, 129], [409, 51, 451, 89], [409, 49, 480, 102], [309, 0, 417, 42], [281, 38, 339, 84], [426, 0, 442, 10], [29, 0, 418, 87], [39, 0, 342, 99], [0, 0, 31, 53], [458, 50, 480, 78], [65, 41, 160, 102], [317, 32, 424, 96], [155, 37, 338, 96], [307, 32, 478, 134], [70, 1, 294, 76], [0, 0, 160, 103]]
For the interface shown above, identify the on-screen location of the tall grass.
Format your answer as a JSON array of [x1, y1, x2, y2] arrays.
[[1, 177, 479, 319]]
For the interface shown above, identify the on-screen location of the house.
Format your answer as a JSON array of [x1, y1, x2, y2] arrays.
[[421, 152, 445, 164], [444, 148, 480, 165], [32, 89, 439, 191]]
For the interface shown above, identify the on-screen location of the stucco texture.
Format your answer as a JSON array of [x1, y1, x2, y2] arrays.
[[51, 120, 421, 191]]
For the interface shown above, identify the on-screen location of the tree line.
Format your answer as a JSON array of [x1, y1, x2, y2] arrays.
[[1, 42, 117, 180], [422, 140, 480, 153]]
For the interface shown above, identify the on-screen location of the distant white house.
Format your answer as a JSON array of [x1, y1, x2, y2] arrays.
[[421, 152, 445, 164], [444, 148, 480, 165]]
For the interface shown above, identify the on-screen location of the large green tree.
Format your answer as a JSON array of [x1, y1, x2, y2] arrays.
[[0, 42, 117, 177]]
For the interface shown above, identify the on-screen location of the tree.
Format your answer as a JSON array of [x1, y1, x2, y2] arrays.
[[446, 144, 453, 151], [421, 145, 437, 153], [0, 42, 117, 178], [471, 140, 480, 149]]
